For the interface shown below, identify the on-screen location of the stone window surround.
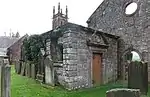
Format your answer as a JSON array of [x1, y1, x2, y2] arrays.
[[123, 1, 139, 17]]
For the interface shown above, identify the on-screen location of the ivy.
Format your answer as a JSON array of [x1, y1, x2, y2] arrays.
[[23, 34, 45, 63], [22, 28, 63, 64]]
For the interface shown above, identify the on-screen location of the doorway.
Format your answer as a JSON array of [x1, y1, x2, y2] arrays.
[[92, 53, 102, 86]]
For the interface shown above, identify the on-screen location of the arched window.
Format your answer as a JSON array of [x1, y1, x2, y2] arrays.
[[131, 51, 141, 61], [124, 50, 141, 62]]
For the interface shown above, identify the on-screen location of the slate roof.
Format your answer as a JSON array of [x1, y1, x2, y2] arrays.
[[8, 34, 28, 49], [41, 22, 120, 39], [0, 36, 18, 48], [0, 48, 7, 57], [0, 36, 19, 57]]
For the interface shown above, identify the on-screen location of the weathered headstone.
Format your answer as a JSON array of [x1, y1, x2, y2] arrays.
[[44, 39, 55, 86], [14, 61, 17, 73], [31, 64, 36, 79], [44, 57, 55, 86], [1, 58, 11, 97], [15, 61, 21, 74], [128, 61, 148, 95], [25, 62, 31, 77], [106, 88, 141, 97], [25, 62, 28, 76], [20, 62, 26, 76], [28, 63, 31, 78]]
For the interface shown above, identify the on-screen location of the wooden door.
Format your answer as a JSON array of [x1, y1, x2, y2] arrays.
[[92, 53, 102, 86]]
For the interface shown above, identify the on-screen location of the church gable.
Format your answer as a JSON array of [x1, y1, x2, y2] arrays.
[[86, 0, 148, 56], [86, 0, 150, 83], [87, 0, 145, 34], [87, 0, 108, 25]]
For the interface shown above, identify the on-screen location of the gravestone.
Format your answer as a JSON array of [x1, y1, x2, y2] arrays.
[[1, 58, 11, 97], [28, 63, 31, 78], [25, 62, 28, 76], [44, 39, 55, 86], [31, 64, 36, 79], [128, 61, 148, 95], [106, 88, 141, 97], [44, 56, 55, 86], [20, 62, 26, 76], [15, 61, 21, 74], [25, 62, 31, 77]]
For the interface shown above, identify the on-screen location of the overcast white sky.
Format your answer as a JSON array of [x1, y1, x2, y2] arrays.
[[0, 0, 137, 37], [0, 0, 104, 37]]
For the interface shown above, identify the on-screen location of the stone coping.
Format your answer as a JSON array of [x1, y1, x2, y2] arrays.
[[106, 88, 140, 93]]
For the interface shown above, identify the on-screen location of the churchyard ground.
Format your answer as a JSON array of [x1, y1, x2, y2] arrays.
[[1, 65, 149, 97]]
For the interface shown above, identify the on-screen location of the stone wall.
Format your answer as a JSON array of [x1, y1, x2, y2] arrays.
[[56, 27, 92, 90], [56, 24, 118, 90], [87, 0, 150, 80], [145, 0, 150, 81], [101, 37, 118, 84], [76, 31, 92, 89], [7, 34, 28, 65], [88, 0, 148, 53], [59, 29, 89, 90]]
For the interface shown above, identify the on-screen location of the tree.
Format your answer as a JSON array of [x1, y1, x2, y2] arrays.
[[15, 32, 20, 38], [23, 34, 44, 63], [12, 32, 15, 37]]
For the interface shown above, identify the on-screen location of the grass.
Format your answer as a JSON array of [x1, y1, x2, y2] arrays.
[[10, 65, 150, 97]]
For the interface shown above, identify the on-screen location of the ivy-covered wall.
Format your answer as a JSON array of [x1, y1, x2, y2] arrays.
[[22, 35, 45, 63], [22, 28, 64, 64]]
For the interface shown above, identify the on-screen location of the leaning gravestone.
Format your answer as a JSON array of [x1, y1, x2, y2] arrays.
[[106, 88, 141, 97]]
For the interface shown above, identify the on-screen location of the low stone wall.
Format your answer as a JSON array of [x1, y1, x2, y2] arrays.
[[106, 88, 141, 97]]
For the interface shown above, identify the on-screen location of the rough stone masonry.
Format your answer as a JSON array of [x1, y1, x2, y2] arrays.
[[87, 0, 150, 81], [40, 0, 150, 90]]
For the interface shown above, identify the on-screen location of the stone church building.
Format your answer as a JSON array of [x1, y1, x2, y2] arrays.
[[40, 0, 150, 90]]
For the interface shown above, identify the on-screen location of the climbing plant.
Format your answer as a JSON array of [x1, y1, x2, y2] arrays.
[[23, 34, 45, 63], [22, 28, 63, 64]]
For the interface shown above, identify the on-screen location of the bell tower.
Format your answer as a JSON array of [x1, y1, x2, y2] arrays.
[[52, 3, 68, 29]]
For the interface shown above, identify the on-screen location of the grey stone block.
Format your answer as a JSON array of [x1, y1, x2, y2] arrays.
[[63, 54, 77, 60], [66, 71, 77, 77], [66, 60, 78, 64], [65, 65, 77, 71], [63, 42, 78, 49], [63, 48, 77, 54]]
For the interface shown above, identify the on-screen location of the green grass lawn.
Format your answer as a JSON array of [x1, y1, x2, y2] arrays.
[[10, 65, 150, 97]]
